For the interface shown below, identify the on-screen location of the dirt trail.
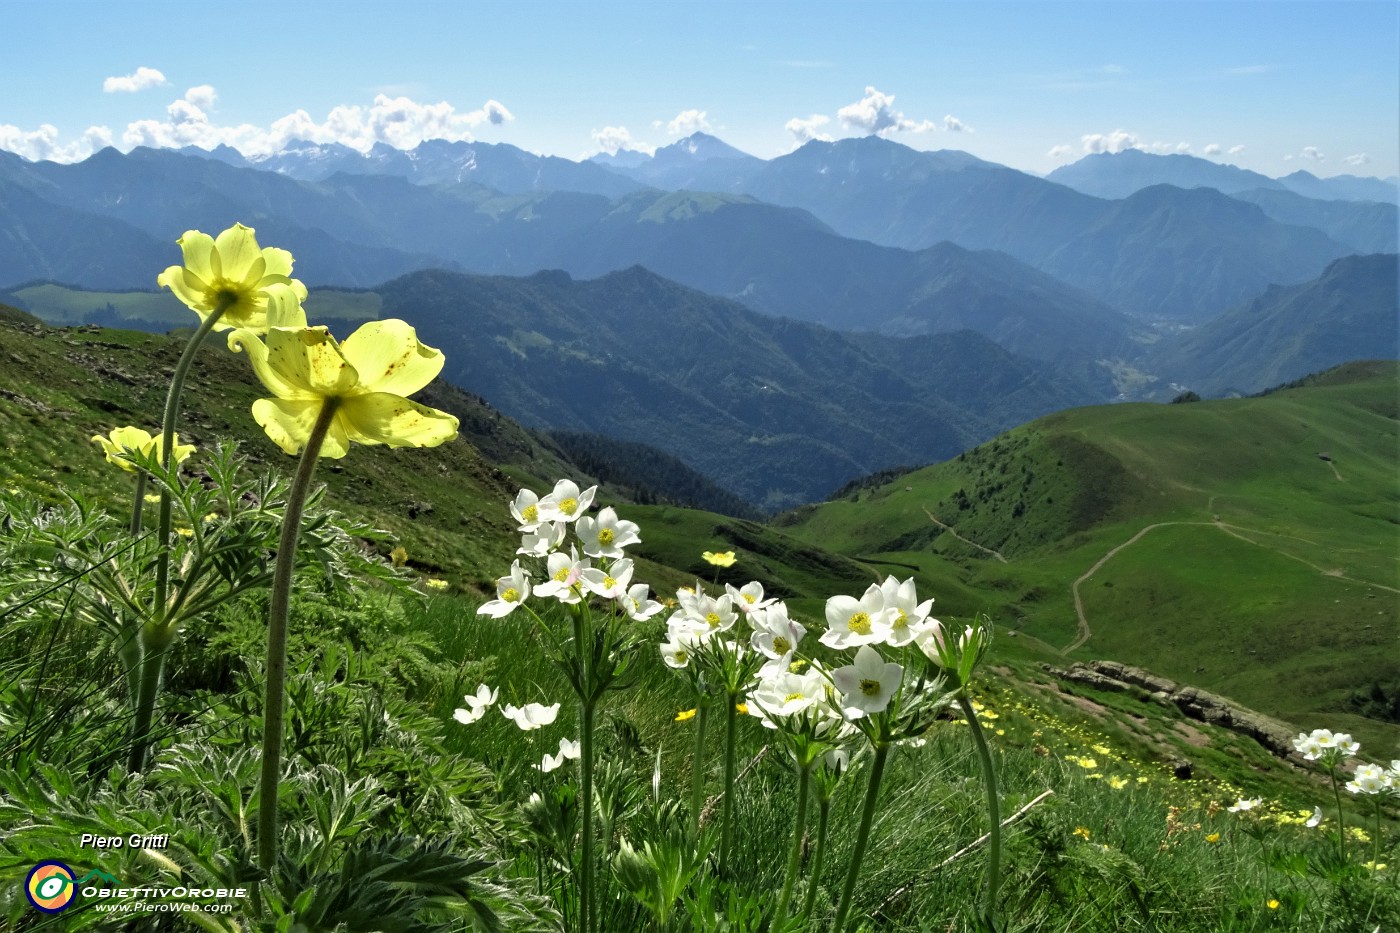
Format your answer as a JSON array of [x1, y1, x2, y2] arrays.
[[1066, 516, 1400, 653], [922, 508, 1008, 563]]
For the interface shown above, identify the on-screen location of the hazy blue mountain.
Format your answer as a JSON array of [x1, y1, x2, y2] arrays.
[[1229, 188, 1398, 254], [1149, 253, 1399, 396], [376, 266, 1104, 509], [1045, 150, 1287, 198], [1038, 185, 1354, 321], [1277, 170, 1399, 204], [589, 132, 762, 190]]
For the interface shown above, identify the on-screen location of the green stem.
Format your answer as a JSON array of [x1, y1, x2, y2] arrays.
[[125, 632, 170, 772], [719, 693, 739, 876], [802, 795, 831, 920], [831, 742, 889, 933], [579, 697, 596, 933], [257, 399, 339, 872], [129, 473, 147, 536], [776, 761, 812, 923], [690, 701, 709, 836], [1330, 769, 1346, 862], [960, 695, 1003, 930], [154, 301, 230, 618]]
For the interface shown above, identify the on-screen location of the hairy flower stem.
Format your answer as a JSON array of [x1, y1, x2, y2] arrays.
[[1330, 770, 1346, 861], [960, 695, 1003, 930], [775, 762, 812, 923], [831, 742, 889, 933], [579, 696, 596, 933], [257, 399, 339, 871], [719, 694, 739, 876], [801, 795, 831, 920], [690, 701, 709, 836], [129, 473, 147, 536], [124, 632, 171, 772]]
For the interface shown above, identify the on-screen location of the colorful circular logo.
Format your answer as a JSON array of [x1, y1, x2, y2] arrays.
[[26, 861, 77, 913]]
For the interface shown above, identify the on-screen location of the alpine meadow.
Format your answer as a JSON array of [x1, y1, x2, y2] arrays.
[[1, 3, 1398, 931]]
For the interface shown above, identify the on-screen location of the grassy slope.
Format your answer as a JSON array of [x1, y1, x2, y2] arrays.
[[776, 362, 1400, 749]]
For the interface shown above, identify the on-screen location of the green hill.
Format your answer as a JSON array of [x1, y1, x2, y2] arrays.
[[775, 362, 1400, 748]]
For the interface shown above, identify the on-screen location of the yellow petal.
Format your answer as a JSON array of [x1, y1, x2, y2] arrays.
[[338, 392, 459, 449], [265, 327, 359, 397], [251, 398, 350, 458], [340, 320, 445, 397], [159, 267, 215, 314], [262, 283, 308, 329], [173, 230, 217, 284], [212, 223, 262, 284], [228, 329, 308, 400], [259, 246, 296, 280]]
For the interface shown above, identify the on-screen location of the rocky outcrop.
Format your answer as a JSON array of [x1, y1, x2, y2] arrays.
[[1044, 660, 1299, 759]]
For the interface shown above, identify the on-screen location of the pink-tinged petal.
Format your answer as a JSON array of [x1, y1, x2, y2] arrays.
[[338, 392, 459, 449], [251, 398, 349, 458], [212, 223, 262, 284], [264, 327, 359, 397], [339, 319, 445, 397]]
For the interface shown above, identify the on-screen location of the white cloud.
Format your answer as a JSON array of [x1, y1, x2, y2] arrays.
[[1203, 143, 1222, 156], [785, 113, 832, 145], [1081, 129, 1139, 154], [1343, 152, 1371, 166], [103, 67, 167, 94], [184, 85, 217, 111], [942, 114, 971, 133], [1228, 144, 1245, 155], [1047, 144, 1074, 159], [837, 86, 935, 136], [667, 109, 711, 136], [0, 123, 112, 162], [1299, 146, 1325, 162], [117, 93, 515, 158], [591, 125, 653, 156]]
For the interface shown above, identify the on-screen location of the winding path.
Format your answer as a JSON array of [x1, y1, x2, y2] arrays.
[[922, 508, 1008, 563]]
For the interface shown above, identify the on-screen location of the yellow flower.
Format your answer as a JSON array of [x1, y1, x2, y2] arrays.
[[175, 526, 194, 537], [91, 426, 194, 472], [202, 512, 219, 523], [229, 319, 459, 458], [390, 546, 408, 567], [1266, 899, 1279, 910], [157, 223, 307, 332], [674, 708, 697, 722], [735, 703, 748, 715], [425, 579, 448, 590], [1108, 776, 1128, 790], [144, 493, 162, 503], [702, 550, 736, 567], [1205, 833, 1220, 843], [1073, 827, 1091, 840], [1362, 861, 1387, 872], [1075, 757, 1098, 769]]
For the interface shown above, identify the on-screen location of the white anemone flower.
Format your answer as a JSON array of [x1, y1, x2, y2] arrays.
[[477, 561, 531, 618], [1227, 797, 1262, 813], [879, 576, 934, 647], [537, 479, 597, 523], [748, 668, 824, 727], [820, 584, 892, 650], [1305, 807, 1323, 828], [511, 488, 543, 532], [725, 581, 776, 616], [501, 702, 561, 731], [619, 583, 665, 621], [452, 684, 499, 725], [1346, 764, 1390, 795], [576, 507, 641, 559], [687, 593, 737, 635], [518, 521, 567, 557], [581, 558, 634, 600], [533, 548, 590, 604], [539, 737, 582, 773], [830, 645, 903, 719], [660, 634, 698, 669], [750, 602, 806, 665]]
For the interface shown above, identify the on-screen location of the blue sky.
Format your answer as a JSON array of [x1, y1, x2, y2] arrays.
[[4, 1, 1397, 178]]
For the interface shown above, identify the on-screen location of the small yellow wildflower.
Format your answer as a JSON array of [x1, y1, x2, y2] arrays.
[[1073, 827, 1091, 840], [735, 702, 748, 715], [702, 550, 736, 567], [1092, 744, 1111, 755], [674, 708, 697, 722], [1266, 899, 1279, 910], [1137, 776, 1149, 784], [390, 545, 408, 567], [175, 527, 194, 537], [1108, 776, 1128, 790], [995, 728, 1005, 736], [1076, 757, 1098, 769], [144, 493, 162, 503], [1362, 861, 1387, 872], [202, 512, 219, 523], [1205, 833, 1220, 844], [1348, 827, 1371, 843], [425, 579, 448, 590]]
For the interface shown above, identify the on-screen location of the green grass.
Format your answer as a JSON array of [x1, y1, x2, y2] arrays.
[[8, 283, 384, 329]]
